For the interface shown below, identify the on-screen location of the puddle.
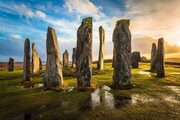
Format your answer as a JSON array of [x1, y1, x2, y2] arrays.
[[139, 71, 151, 76], [164, 96, 180, 103], [131, 94, 154, 104], [169, 72, 180, 75], [82, 85, 155, 110], [65, 86, 74, 92], [165, 86, 180, 94]]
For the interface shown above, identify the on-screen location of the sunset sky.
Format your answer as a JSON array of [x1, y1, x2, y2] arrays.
[[0, 0, 180, 62]]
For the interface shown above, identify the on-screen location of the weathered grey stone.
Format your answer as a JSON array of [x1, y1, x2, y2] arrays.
[[44, 27, 64, 89], [141, 56, 147, 62], [97, 26, 105, 70], [23, 38, 31, 82], [8, 58, 14, 72], [63, 50, 69, 68], [112, 19, 132, 88], [156, 38, 165, 78], [150, 43, 157, 71], [32, 43, 39, 75], [131, 51, 141, 68], [72, 48, 76, 68], [39, 58, 42, 70], [76, 17, 92, 87]]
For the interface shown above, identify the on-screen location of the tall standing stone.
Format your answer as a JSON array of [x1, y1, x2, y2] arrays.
[[8, 58, 14, 72], [131, 51, 141, 68], [32, 43, 39, 75], [44, 27, 64, 89], [63, 50, 69, 68], [39, 58, 42, 70], [23, 38, 31, 82], [112, 19, 132, 88], [76, 17, 92, 87], [156, 38, 165, 78], [150, 43, 157, 71], [72, 48, 76, 68], [97, 26, 105, 70]]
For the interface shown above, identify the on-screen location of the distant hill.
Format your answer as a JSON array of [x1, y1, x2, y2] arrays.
[[165, 58, 180, 63]]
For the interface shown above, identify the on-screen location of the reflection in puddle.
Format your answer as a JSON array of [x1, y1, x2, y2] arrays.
[[169, 72, 180, 75], [131, 94, 154, 104], [139, 71, 151, 76], [165, 86, 180, 94], [90, 85, 154, 110], [164, 96, 180, 103], [66, 86, 74, 92]]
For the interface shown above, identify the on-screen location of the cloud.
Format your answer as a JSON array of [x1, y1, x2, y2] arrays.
[[65, 0, 105, 20], [10, 34, 23, 40], [35, 10, 46, 18], [132, 36, 180, 58], [125, 0, 180, 45]]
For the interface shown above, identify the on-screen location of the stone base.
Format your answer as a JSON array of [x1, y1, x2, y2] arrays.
[[22, 81, 34, 88], [75, 86, 96, 92], [43, 85, 66, 91], [110, 84, 135, 90]]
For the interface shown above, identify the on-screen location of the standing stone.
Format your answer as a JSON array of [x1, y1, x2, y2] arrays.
[[44, 27, 64, 89], [72, 48, 76, 68], [150, 43, 157, 71], [39, 58, 42, 70], [76, 17, 92, 87], [156, 38, 165, 78], [23, 38, 31, 82], [63, 50, 69, 68], [131, 51, 141, 68], [32, 43, 39, 75], [8, 58, 14, 72], [97, 26, 105, 70], [112, 19, 132, 88]]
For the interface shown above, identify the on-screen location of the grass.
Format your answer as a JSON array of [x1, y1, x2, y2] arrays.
[[0, 62, 180, 120]]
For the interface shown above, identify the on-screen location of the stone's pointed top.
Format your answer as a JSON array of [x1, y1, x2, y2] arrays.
[[158, 37, 164, 42], [116, 19, 130, 27], [47, 27, 55, 32], [152, 43, 156, 46], [99, 25, 103, 29], [25, 38, 30, 41], [32, 42, 35, 47], [81, 17, 92, 26]]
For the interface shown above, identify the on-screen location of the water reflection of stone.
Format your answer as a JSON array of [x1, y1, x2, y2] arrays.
[[91, 86, 114, 109], [90, 85, 155, 109]]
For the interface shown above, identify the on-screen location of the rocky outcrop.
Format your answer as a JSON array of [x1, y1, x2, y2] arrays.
[[112, 19, 132, 89], [150, 43, 157, 71], [32, 43, 39, 75], [97, 26, 105, 70], [63, 50, 69, 68], [39, 58, 42, 70], [76, 17, 92, 87], [8, 58, 14, 72], [72, 48, 76, 68], [131, 51, 141, 68], [23, 38, 31, 82], [156, 38, 165, 78], [44, 27, 64, 89]]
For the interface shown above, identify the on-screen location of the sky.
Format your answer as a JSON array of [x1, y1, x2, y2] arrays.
[[0, 0, 180, 62]]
